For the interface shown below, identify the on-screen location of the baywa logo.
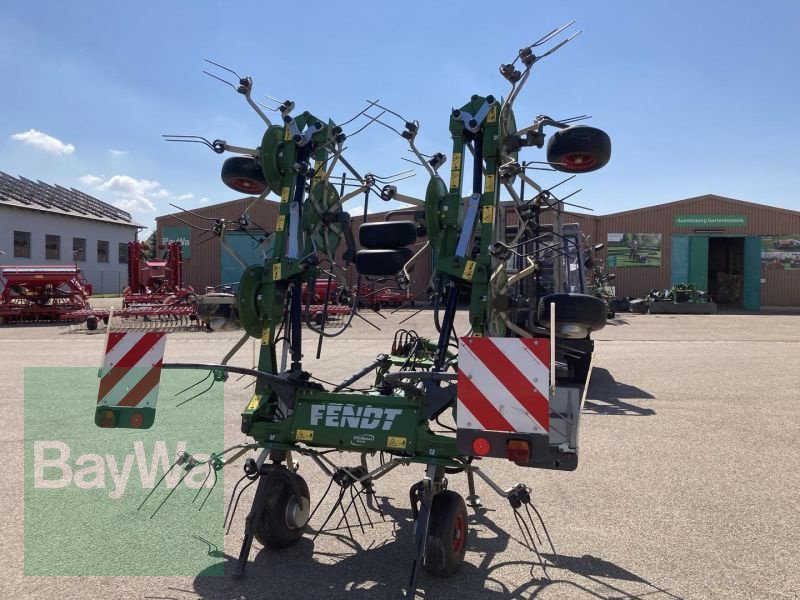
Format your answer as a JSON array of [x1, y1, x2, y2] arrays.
[[25, 367, 224, 576], [33, 440, 214, 499]]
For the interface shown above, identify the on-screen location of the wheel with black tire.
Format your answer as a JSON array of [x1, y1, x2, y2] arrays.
[[546, 125, 611, 173], [359, 221, 417, 249], [86, 316, 98, 331], [254, 472, 310, 549], [537, 293, 606, 338], [221, 156, 269, 195], [423, 490, 468, 577], [355, 248, 414, 276]]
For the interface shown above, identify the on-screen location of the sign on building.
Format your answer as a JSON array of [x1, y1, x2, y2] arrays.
[[674, 215, 746, 227], [161, 226, 191, 259]]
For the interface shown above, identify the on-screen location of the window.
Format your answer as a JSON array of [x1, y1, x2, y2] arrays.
[[118, 242, 129, 264], [45, 234, 60, 260], [97, 240, 109, 263], [14, 231, 31, 258], [73, 238, 86, 261]]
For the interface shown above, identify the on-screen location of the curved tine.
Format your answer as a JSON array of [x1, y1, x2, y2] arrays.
[[345, 110, 387, 138], [193, 462, 214, 503], [198, 469, 218, 511], [527, 504, 558, 558], [337, 99, 381, 128], [381, 172, 416, 185], [370, 101, 409, 123], [225, 477, 258, 534], [536, 30, 582, 63], [161, 135, 216, 150], [257, 101, 280, 112], [176, 377, 216, 407], [372, 117, 405, 137], [308, 474, 337, 523], [169, 202, 218, 221], [556, 114, 591, 124], [203, 58, 243, 80], [527, 20, 575, 50], [202, 70, 237, 91], [371, 168, 415, 182], [176, 370, 212, 396], [401, 156, 426, 168]]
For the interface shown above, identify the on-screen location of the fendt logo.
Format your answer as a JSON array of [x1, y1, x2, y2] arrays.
[[310, 404, 402, 431]]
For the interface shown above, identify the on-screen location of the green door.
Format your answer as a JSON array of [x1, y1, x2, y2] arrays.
[[688, 236, 709, 291], [670, 235, 689, 285], [220, 233, 273, 286], [742, 236, 761, 311]]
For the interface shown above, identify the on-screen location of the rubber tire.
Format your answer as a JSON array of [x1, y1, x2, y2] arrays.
[[538, 293, 607, 334], [254, 472, 310, 549], [423, 491, 468, 577], [86, 316, 98, 331], [546, 125, 611, 173], [221, 156, 269, 195], [355, 248, 414, 276], [359, 221, 417, 249]]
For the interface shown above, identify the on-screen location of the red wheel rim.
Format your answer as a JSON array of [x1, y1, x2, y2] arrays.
[[452, 513, 465, 554], [560, 153, 598, 171], [231, 177, 264, 193]]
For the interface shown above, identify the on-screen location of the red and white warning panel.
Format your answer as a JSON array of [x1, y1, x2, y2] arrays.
[[95, 332, 167, 429], [457, 337, 553, 466]]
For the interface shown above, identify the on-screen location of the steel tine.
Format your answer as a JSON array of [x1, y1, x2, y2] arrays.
[[192, 462, 214, 503], [137, 458, 180, 510], [176, 370, 212, 396], [225, 477, 258, 534], [176, 377, 216, 407], [224, 473, 248, 530], [202, 70, 237, 91], [528, 20, 575, 49], [203, 58, 243, 80], [149, 467, 193, 519], [536, 30, 582, 62], [198, 467, 218, 512]]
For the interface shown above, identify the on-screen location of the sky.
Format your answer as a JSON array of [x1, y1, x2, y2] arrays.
[[1, 1, 799, 237]]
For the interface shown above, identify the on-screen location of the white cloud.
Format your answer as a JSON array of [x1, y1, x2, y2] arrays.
[[109, 149, 128, 156], [79, 174, 104, 187], [154, 189, 170, 198], [113, 196, 156, 212], [199, 197, 210, 204], [176, 193, 194, 201], [97, 174, 160, 195], [11, 129, 75, 155]]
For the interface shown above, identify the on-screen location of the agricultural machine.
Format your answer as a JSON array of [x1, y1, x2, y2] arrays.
[[123, 240, 196, 307], [96, 23, 611, 595], [0, 265, 92, 324]]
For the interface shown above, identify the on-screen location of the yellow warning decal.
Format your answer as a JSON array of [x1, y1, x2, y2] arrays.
[[451, 152, 462, 170], [484, 174, 495, 193], [284, 127, 292, 141], [281, 187, 290, 202], [387, 436, 407, 449], [246, 395, 261, 410], [273, 263, 282, 280], [481, 206, 494, 224], [295, 429, 314, 442], [276, 215, 285, 232], [463, 260, 476, 281], [260, 327, 271, 345], [313, 161, 325, 181], [450, 169, 461, 189], [486, 104, 497, 123]]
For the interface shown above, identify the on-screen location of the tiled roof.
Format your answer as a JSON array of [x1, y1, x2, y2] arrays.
[[0, 171, 137, 226]]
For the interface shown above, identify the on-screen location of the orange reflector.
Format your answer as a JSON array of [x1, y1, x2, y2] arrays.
[[130, 412, 144, 429], [472, 437, 491, 456], [99, 410, 116, 428], [507, 439, 530, 463]]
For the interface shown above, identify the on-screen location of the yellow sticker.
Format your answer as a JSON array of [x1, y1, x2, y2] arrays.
[[284, 127, 292, 141], [313, 161, 325, 181], [276, 215, 285, 232], [295, 429, 314, 442], [387, 436, 407, 449], [482, 206, 494, 224], [281, 187, 290, 202], [451, 152, 462, 170], [463, 260, 476, 281], [484, 174, 495, 193], [260, 327, 271, 344], [272, 263, 282, 280], [246, 395, 261, 410], [486, 104, 497, 123], [450, 169, 461, 189]]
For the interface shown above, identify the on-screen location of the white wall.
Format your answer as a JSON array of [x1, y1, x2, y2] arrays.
[[0, 205, 139, 293]]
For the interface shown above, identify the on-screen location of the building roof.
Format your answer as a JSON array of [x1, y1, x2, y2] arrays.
[[0, 171, 140, 227]]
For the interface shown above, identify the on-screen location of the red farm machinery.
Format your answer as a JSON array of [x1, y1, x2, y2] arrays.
[[0, 265, 92, 324], [124, 241, 196, 307]]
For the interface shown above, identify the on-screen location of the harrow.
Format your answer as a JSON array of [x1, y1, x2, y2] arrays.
[[94, 22, 612, 596], [0, 264, 92, 324]]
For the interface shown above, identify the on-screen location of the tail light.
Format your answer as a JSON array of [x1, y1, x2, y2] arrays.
[[507, 439, 530, 464], [471, 437, 491, 456]]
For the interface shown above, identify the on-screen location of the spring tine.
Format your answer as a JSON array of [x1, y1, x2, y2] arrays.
[[176, 377, 216, 407], [176, 370, 212, 396], [224, 473, 248, 529], [193, 462, 214, 503], [536, 30, 582, 62], [345, 110, 386, 138], [338, 99, 381, 128], [202, 70, 237, 91], [226, 477, 258, 534], [356, 486, 374, 528], [370, 101, 409, 123], [528, 20, 575, 49], [149, 467, 193, 519], [138, 458, 180, 510], [309, 473, 336, 522], [527, 502, 558, 559], [399, 298, 433, 324], [313, 486, 348, 541], [372, 117, 405, 137], [203, 58, 243, 80]]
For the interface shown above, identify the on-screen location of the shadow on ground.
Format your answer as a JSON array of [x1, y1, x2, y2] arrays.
[[584, 368, 655, 416], [164, 494, 681, 600]]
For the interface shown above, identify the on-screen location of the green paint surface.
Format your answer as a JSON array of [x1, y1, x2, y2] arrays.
[[25, 368, 224, 575]]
